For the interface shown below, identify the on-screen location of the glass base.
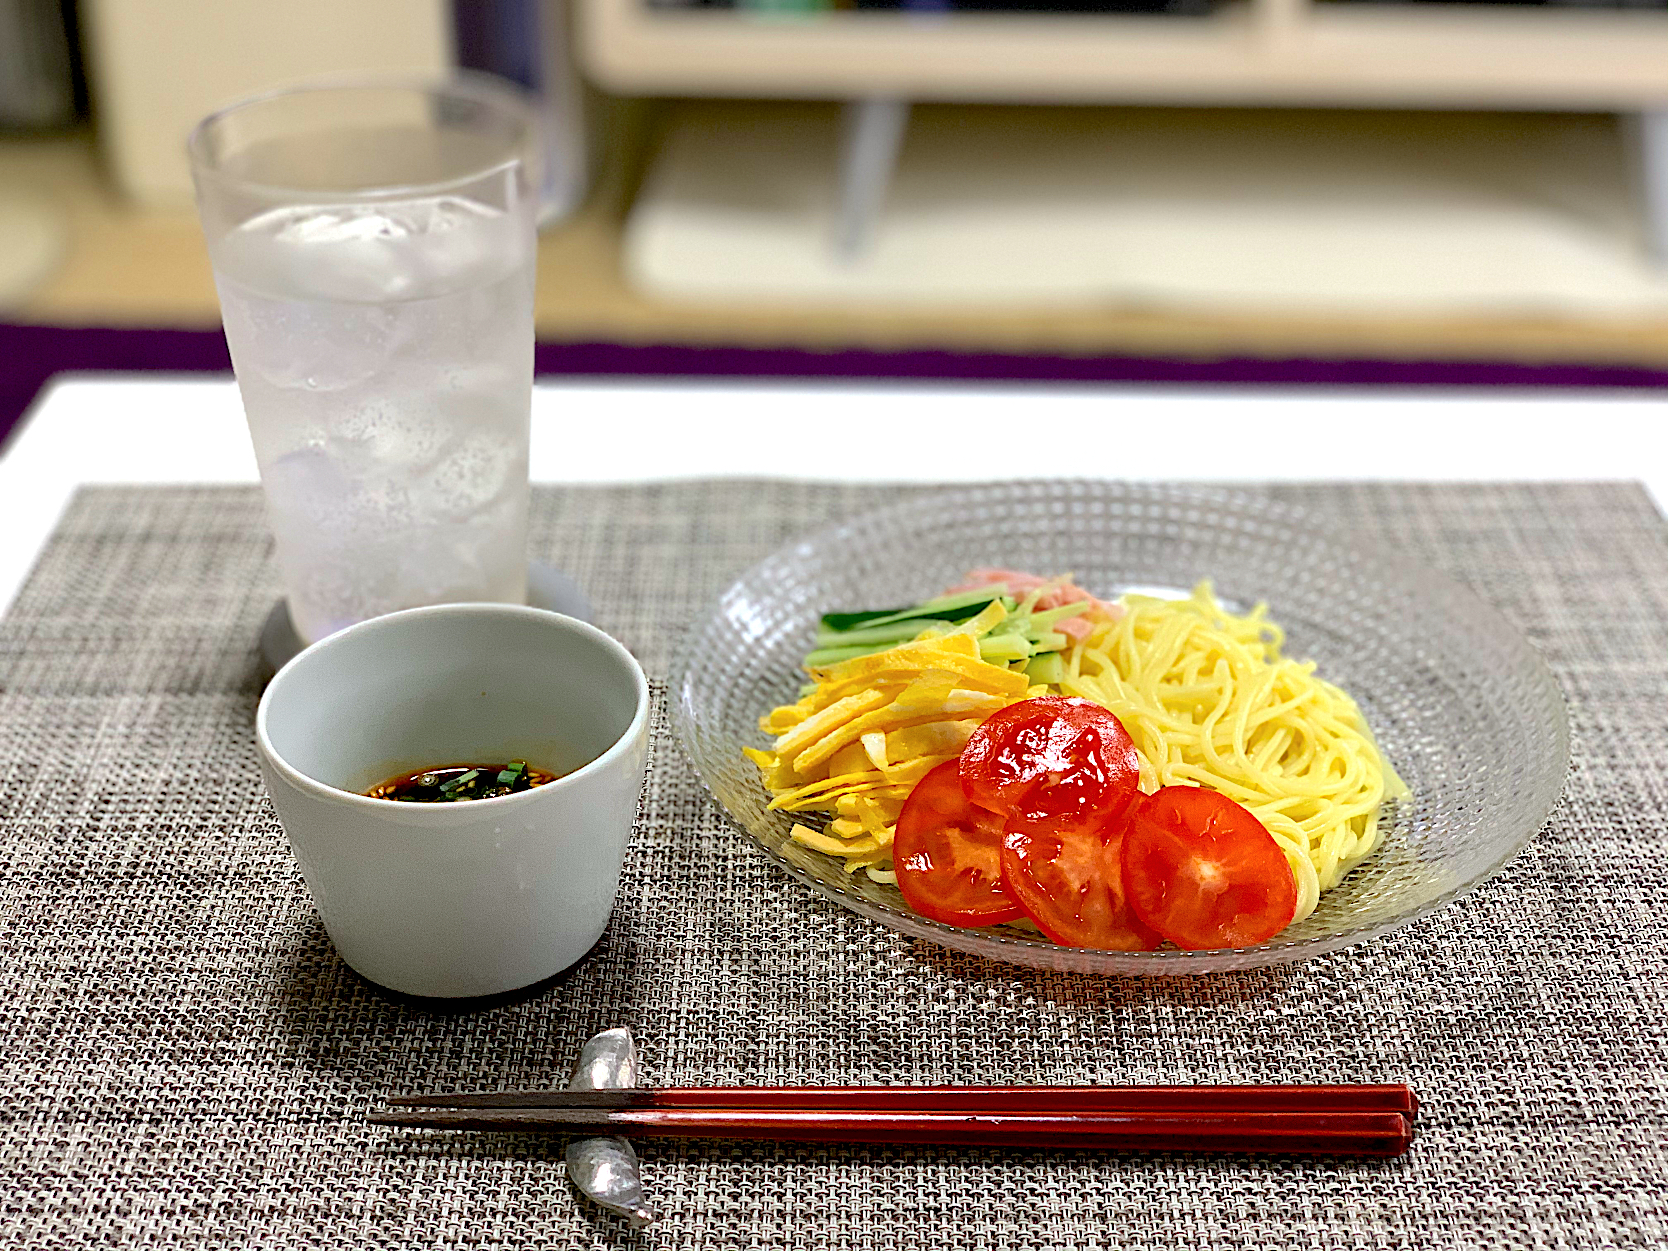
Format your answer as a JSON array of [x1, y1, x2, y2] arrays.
[[258, 562, 594, 672]]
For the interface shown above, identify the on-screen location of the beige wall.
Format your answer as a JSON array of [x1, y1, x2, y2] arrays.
[[82, 0, 452, 207]]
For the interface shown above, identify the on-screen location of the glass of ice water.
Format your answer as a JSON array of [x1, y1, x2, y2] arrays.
[[189, 75, 538, 646]]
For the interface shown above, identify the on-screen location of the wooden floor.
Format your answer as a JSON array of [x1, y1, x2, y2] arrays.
[[4, 109, 1667, 368]]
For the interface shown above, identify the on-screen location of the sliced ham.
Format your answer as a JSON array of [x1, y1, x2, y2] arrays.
[[943, 568, 1122, 640]]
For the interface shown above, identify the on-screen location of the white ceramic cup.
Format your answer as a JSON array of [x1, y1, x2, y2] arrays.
[[255, 604, 650, 998]]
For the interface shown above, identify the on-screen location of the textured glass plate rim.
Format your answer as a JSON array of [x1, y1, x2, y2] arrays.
[[669, 480, 1572, 976]]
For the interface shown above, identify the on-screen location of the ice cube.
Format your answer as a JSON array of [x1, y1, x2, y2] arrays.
[[328, 399, 459, 475], [264, 446, 357, 535], [426, 431, 523, 521], [274, 207, 416, 247]]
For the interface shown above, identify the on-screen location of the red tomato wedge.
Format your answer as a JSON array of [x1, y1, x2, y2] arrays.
[[1120, 786, 1299, 950], [1001, 820, 1161, 951], [959, 697, 1141, 835], [894, 759, 1024, 928]]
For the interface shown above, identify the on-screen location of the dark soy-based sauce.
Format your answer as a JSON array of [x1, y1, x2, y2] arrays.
[[365, 760, 561, 803]]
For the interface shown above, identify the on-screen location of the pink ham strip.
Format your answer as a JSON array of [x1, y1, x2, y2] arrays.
[[942, 568, 1122, 640]]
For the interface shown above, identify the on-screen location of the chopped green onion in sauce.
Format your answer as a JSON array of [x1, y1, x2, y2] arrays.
[[364, 760, 560, 803]]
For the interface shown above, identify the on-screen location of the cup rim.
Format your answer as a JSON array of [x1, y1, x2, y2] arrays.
[[255, 603, 650, 817], [187, 69, 536, 204]]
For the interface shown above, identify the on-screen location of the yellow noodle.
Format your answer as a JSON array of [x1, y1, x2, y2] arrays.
[[1059, 582, 1407, 924]]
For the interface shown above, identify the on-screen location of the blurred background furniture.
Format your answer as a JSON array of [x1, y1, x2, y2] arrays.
[[79, 0, 452, 206], [584, 0, 1668, 113], [0, 0, 1664, 429], [582, 0, 1668, 312], [0, 0, 76, 305]]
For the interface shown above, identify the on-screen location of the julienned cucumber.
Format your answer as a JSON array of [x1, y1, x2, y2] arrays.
[[1024, 651, 1068, 685], [811, 618, 960, 649], [803, 587, 1091, 669], [818, 587, 1009, 635]]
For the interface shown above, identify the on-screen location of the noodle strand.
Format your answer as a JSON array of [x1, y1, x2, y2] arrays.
[[1060, 583, 1407, 923]]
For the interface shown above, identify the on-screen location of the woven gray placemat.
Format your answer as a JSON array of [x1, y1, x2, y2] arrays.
[[1, 480, 1664, 1250]]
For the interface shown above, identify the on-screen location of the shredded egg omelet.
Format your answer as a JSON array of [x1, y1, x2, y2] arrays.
[[745, 630, 1045, 882]]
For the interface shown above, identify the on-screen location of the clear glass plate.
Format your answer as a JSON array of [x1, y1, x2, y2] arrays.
[[668, 482, 1570, 974]]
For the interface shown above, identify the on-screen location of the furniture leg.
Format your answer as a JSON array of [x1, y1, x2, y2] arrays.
[[1634, 108, 1668, 265], [834, 96, 910, 260]]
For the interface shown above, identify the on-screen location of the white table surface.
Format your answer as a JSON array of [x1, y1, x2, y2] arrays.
[[2, 374, 1664, 620]]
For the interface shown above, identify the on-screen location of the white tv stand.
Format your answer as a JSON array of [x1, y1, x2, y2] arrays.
[[578, 0, 1668, 262]]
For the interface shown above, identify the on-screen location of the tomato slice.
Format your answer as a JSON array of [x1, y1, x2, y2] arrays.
[[894, 759, 1024, 927], [959, 697, 1140, 834], [1001, 819, 1161, 951], [1119, 786, 1298, 950]]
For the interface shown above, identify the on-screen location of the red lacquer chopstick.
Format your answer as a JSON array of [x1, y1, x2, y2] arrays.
[[371, 1085, 1417, 1156], [386, 1083, 1416, 1120]]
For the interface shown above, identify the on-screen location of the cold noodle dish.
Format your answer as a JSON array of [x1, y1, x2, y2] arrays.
[[745, 572, 1407, 952]]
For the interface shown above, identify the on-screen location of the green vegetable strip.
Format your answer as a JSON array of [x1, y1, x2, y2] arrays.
[[809, 634, 1036, 668], [982, 619, 1070, 653], [813, 618, 956, 648], [803, 642, 892, 667], [976, 634, 1033, 663], [806, 586, 1100, 671], [817, 608, 907, 632], [819, 588, 1009, 635], [1028, 601, 1093, 628], [1025, 652, 1067, 684]]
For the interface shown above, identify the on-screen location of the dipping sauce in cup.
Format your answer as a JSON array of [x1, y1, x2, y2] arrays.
[[364, 761, 562, 802], [255, 603, 649, 999]]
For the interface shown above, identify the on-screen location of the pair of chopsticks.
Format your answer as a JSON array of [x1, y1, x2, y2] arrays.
[[370, 1084, 1416, 1156]]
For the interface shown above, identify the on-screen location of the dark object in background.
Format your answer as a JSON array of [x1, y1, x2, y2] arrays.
[[649, 1, 1217, 12], [0, 0, 84, 130], [452, 0, 591, 223], [852, 1, 1207, 8], [1321, 0, 1665, 7], [453, 0, 544, 92], [646, 0, 1668, 9]]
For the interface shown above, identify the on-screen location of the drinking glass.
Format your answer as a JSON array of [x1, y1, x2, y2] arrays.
[[189, 75, 539, 645]]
